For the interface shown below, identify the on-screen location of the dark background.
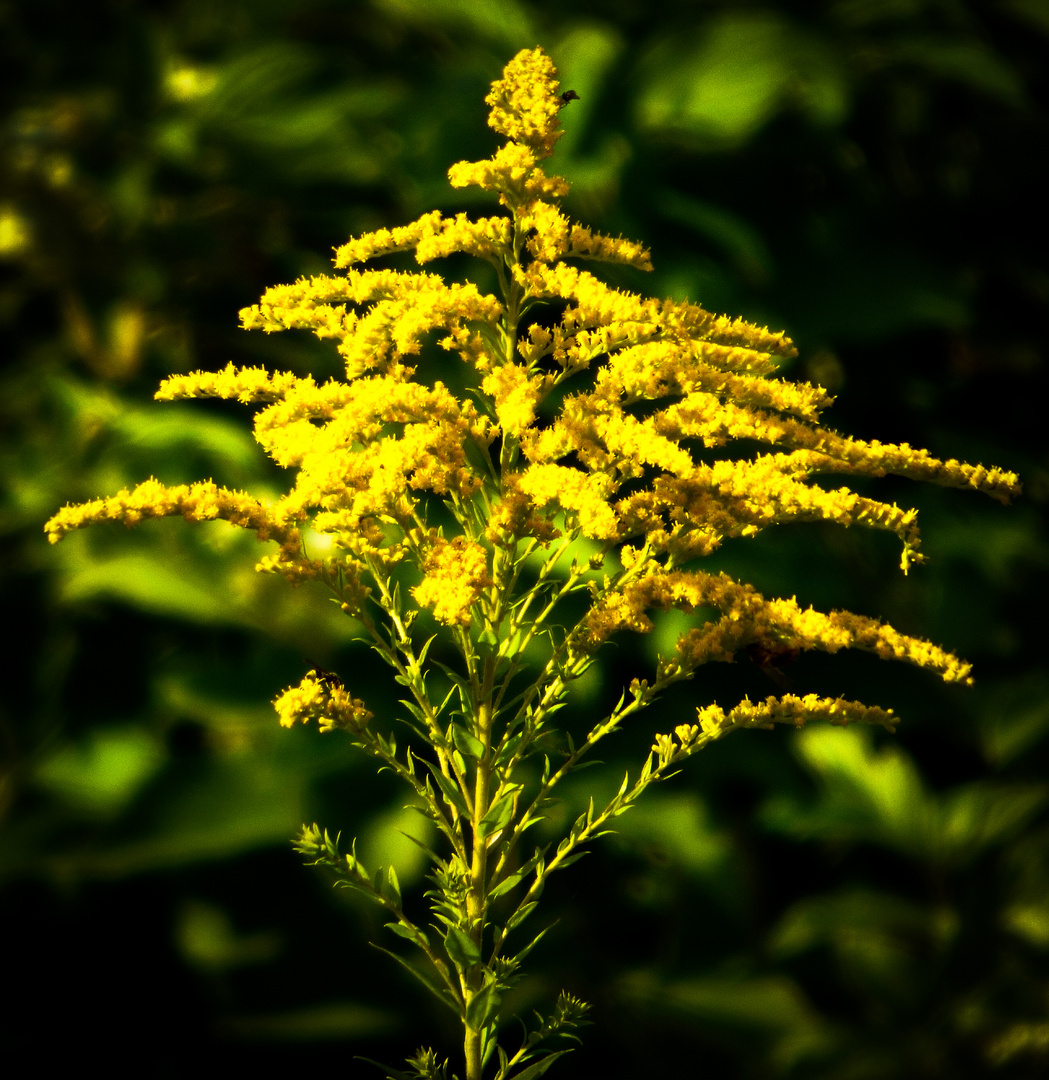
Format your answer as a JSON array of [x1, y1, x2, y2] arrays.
[[2, 1, 1047, 1077]]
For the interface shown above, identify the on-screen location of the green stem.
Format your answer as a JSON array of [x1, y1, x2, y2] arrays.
[[464, 657, 497, 1080]]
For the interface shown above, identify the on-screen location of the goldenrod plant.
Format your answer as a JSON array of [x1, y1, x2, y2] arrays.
[[46, 48, 1020, 1080]]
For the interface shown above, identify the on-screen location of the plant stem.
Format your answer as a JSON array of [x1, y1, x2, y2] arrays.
[[464, 657, 496, 1080]]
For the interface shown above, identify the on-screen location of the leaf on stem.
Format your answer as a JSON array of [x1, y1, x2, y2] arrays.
[[444, 924, 482, 970], [478, 785, 521, 839], [385, 921, 430, 948], [488, 868, 525, 901], [506, 900, 538, 932], [505, 1051, 569, 1080], [451, 722, 486, 761], [465, 976, 503, 1031], [424, 760, 472, 820], [380, 863, 402, 905], [369, 943, 462, 1015]]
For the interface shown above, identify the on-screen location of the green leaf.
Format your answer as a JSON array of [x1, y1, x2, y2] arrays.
[[416, 634, 437, 667], [346, 843, 371, 885], [488, 869, 524, 901], [437, 685, 461, 721], [451, 723, 485, 762], [507, 1051, 569, 1080], [432, 660, 473, 703], [385, 921, 429, 948], [506, 901, 538, 932], [424, 762, 472, 820], [494, 731, 527, 769], [369, 943, 460, 1015], [555, 851, 588, 871], [381, 863, 402, 906], [398, 827, 441, 863], [478, 787, 519, 840], [465, 978, 502, 1031], [443, 924, 481, 970], [399, 699, 432, 731], [511, 924, 552, 965], [355, 1055, 415, 1080]]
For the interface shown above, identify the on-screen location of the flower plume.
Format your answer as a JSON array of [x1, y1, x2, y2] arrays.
[[47, 42, 1020, 819]]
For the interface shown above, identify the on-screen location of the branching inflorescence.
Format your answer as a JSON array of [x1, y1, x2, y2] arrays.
[[47, 47, 1020, 1080]]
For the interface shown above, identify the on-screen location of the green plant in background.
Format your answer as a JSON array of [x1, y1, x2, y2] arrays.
[[45, 47, 1020, 1080]]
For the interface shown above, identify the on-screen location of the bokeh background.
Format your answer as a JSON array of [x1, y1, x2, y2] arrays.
[[2, 1, 1048, 1076]]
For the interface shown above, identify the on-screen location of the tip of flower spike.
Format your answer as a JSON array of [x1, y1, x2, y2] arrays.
[[901, 543, 926, 575], [485, 47, 565, 159]]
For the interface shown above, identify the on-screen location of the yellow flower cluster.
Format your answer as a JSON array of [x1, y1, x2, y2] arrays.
[[484, 46, 565, 160], [411, 533, 493, 628], [579, 568, 972, 683], [45, 46, 1020, 736], [653, 693, 898, 767], [46, 477, 302, 556], [333, 210, 512, 269], [273, 671, 373, 734]]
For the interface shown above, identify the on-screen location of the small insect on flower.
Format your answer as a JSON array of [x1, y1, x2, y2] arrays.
[[558, 90, 580, 107], [308, 667, 344, 690], [745, 643, 801, 690]]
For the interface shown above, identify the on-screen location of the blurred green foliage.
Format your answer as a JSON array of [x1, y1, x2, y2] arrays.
[[2, 0, 1047, 1076]]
